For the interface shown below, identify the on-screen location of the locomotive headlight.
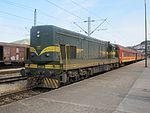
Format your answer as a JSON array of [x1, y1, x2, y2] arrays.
[[36, 31, 40, 38], [37, 34, 40, 38], [45, 53, 50, 57]]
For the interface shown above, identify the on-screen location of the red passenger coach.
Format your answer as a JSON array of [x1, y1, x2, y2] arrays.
[[116, 45, 137, 64], [136, 52, 145, 61]]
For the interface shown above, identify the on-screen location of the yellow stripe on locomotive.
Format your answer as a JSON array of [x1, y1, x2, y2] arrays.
[[25, 64, 61, 70], [30, 45, 60, 56]]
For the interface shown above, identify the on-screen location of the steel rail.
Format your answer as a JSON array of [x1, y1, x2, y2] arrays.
[[0, 76, 27, 84]]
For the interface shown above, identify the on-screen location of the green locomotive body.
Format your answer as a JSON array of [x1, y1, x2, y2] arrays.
[[23, 25, 119, 88]]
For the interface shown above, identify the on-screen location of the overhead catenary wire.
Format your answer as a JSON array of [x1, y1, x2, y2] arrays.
[[70, 0, 108, 37], [0, 9, 45, 25], [70, 0, 125, 39], [1, 0, 33, 10], [0, 10, 33, 22], [105, 20, 122, 38], [1, 0, 57, 20], [90, 19, 107, 35], [70, 0, 105, 20], [0, 0, 85, 37], [70, 0, 91, 16], [0, 15, 31, 32], [0, 29, 26, 36], [45, 0, 84, 20], [0, 23, 28, 30], [73, 22, 88, 34]]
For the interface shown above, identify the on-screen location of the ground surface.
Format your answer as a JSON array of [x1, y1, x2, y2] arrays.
[[0, 60, 150, 113], [0, 73, 26, 96]]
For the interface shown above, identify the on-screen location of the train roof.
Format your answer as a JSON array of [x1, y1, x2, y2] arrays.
[[116, 44, 137, 53], [32, 25, 109, 44], [0, 42, 29, 48]]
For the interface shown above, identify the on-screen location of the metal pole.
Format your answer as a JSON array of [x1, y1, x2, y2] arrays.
[[34, 9, 37, 26], [88, 17, 91, 37], [144, 0, 148, 67]]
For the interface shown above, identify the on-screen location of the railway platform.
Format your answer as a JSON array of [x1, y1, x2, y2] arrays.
[[0, 59, 150, 113]]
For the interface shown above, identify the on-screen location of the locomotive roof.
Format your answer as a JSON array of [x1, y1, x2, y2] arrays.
[[32, 25, 108, 44]]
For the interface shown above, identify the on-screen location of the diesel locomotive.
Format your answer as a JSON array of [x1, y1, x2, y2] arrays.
[[21, 25, 144, 88]]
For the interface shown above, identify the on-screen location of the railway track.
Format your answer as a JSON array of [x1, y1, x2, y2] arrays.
[[0, 68, 23, 74], [0, 75, 50, 106], [0, 88, 50, 106], [0, 76, 27, 84], [0, 66, 22, 70]]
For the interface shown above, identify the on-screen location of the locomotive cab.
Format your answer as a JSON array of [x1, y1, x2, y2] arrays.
[[23, 26, 63, 88], [30, 26, 61, 64]]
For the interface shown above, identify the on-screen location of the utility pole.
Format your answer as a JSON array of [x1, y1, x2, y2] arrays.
[[74, 17, 106, 37], [88, 17, 91, 37], [144, 0, 148, 67], [34, 9, 37, 26], [84, 17, 95, 37]]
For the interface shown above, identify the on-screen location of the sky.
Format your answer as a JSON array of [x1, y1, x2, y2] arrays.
[[0, 0, 150, 46]]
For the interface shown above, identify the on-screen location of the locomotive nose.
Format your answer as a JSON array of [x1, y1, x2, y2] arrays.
[[29, 46, 61, 64]]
